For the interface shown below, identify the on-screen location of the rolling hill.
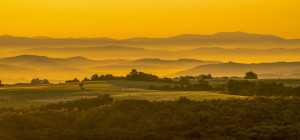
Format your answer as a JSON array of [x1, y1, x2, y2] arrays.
[[1, 32, 300, 50], [0, 55, 218, 84], [7, 46, 300, 63], [170, 62, 300, 78]]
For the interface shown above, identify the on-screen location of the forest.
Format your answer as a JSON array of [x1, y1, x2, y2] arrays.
[[0, 95, 299, 140], [0, 71, 299, 140]]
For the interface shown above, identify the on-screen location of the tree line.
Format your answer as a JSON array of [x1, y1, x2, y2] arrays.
[[149, 79, 300, 96], [0, 95, 299, 139], [224, 80, 300, 96], [66, 69, 173, 83]]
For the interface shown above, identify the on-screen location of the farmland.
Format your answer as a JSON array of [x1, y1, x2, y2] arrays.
[[0, 80, 246, 108], [1, 79, 300, 108]]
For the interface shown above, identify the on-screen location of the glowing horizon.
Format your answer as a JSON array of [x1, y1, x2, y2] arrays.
[[0, 0, 299, 39]]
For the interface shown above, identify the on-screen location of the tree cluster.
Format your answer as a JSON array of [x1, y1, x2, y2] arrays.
[[126, 69, 173, 83], [65, 78, 80, 83], [30, 78, 50, 85], [90, 74, 121, 81], [84, 69, 173, 83], [0, 96, 299, 139]]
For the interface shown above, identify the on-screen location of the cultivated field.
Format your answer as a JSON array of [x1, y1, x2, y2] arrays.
[[0, 80, 246, 108], [1, 79, 299, 108]]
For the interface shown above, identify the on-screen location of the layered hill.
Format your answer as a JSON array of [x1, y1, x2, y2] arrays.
[[170, 62, 300, 78], [7, 46, 300, 63], [1, 32, 300, 50], [0, 55, 217, 84]]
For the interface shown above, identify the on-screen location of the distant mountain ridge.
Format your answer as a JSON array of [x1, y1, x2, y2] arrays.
[[8, 46, 300, 62], [1, 32, 300, 48]]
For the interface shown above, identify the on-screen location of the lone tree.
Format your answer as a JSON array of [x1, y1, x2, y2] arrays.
[[82, 77, 90, 82], [0, 80, 3, 87], [79, 82, 85, 90], [91, 74, 99, 81], [244, 71, 258, 79]]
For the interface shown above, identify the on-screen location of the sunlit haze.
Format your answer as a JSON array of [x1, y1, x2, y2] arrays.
[[0, 0, 299, 39]]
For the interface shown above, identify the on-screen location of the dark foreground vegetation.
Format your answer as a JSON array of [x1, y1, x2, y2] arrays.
[[149, 79, 300, 97], [0, 95, 299, 140], [225, 80, 300, 96]]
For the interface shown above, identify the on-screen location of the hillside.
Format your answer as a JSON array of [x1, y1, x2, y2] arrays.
[[170, 62, 300, 78], [0, 55, 217, 84]]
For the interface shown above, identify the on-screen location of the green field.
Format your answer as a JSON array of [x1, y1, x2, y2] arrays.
[[0, 80, 246, 108], [1, 79, 299, 108]]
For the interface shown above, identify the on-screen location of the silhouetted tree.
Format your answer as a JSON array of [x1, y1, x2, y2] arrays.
[[0, 80, 3, 87], [31, 78, 41, 84], [42, 79, 50, 84], [126, 69, 164, 82], [244, 71, 258, 79], [79, 82, 85, 90], [91, 74, 99, 81], [65, 78, 80, 83], [82, 77, 90, 82], [31, 78, 50, 85]]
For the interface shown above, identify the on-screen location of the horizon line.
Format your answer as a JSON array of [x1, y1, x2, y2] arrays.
[[0, 31, 296, 40]]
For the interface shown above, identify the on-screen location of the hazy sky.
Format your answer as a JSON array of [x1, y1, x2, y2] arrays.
[[0, 0, 299, 39]]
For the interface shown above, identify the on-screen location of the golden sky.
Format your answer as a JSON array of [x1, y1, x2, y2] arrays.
[[0, 0, 299, 39]]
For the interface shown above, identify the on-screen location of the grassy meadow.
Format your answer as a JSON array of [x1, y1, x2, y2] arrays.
[[1, 79, 300, 108], [0, 80, 247, 108]]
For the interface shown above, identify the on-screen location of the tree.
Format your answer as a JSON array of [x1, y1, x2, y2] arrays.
[[79, 82, 85, 90], [91, 74, 99, 81], [244, 71, 258, 79], [42, 79, 50, 84], [82, 77, 90, 82], [0, 80, 3, 87], [31, 78, 41, 84], [65, 78, 80, 83]]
